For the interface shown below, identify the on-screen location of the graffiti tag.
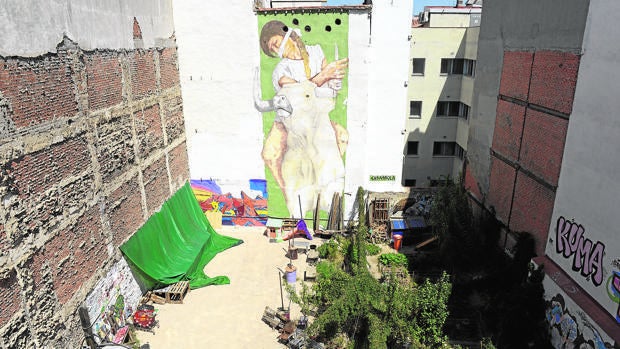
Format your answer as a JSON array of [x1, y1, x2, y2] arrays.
[[556, 216, 605, 287]]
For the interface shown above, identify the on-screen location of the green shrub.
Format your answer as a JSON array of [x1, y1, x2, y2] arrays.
[[316, 261, 338, 279], [379, 253, 408, 267], [318, 240, 339, 259], [366, 243, 381, 256]]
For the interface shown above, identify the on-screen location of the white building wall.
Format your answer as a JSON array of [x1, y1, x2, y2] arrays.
[[546, 0, 620, 325], [406, 27, 467, 186], [365, 0, 413, 193], [173, 0, 265, 191], [174, 1, 413, 218], [343, 10, 371, 217], [0, 0, 175, 56], [430, 13, 473, 28]]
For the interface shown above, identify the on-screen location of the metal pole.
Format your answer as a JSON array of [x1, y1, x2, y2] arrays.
[[278, 270, 284, 310], [78, 306, 97, 349]]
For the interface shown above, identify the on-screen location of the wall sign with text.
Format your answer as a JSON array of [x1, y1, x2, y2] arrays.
[[369, 175, 396, 181]]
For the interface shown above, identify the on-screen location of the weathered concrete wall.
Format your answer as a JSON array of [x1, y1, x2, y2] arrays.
[[466, 0, 589, 199], [466, 0, 589, 255], [0, 1, 187, 347], [466, 0, 619, 344], [173, 0, 265, 187], [546, 0, 620, 335], [0, 0, 175, 57]]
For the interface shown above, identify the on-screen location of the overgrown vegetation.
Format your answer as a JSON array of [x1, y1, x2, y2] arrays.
[[365, 243, 381, 256], [427, 178, 549, 348], [287, 187, 454, 349], [287, 181, 548, 348], [378, 253, 408, 268]]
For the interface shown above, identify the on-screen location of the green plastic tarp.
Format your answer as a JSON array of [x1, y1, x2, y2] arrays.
[[120, 181, 243, 290]]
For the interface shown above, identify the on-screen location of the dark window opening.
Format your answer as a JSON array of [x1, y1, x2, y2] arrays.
[[406, 141, 419, 155], [412, 58, 425, 75], [410, 101, 422, 118]]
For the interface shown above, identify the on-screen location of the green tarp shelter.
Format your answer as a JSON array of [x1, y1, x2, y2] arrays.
[[120, 181, 243, 290]]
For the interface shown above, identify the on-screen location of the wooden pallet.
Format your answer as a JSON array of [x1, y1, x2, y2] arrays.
[[153, 281, 190, 304]]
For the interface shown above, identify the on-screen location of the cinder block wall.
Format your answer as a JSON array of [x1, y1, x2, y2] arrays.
[[0, 36, 188, 347]]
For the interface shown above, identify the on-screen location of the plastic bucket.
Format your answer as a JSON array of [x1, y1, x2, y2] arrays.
[[393, 234, 403, 251], [285, 265, 297, 284]]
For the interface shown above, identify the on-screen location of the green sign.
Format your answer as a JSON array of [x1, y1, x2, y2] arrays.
[[370, 175, 396, 181]]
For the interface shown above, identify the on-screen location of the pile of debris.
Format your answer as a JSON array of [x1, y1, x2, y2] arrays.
[[261, 306, 324, 349]]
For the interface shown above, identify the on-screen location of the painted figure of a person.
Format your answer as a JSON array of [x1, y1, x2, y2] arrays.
[[258, 20, 349, 198]]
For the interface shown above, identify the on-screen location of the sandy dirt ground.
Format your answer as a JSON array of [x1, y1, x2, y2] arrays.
[[135, 225, 320, 349]]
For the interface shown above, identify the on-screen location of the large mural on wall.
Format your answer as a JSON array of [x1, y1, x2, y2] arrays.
[[256, 13, 349, 219], [547, 215, 620, 327]]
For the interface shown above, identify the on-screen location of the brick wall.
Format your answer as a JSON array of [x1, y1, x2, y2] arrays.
[[0, 54, 77, 128], [169, 142, 190, 189], [529, 51, 580, 115], [164, 95, 185, 143], [520, 108, 569, 186], [43, 208, 107, 305], [499, 51, 533, 101], [510, 172, 555, 256], [107, 176, 144, 248], [85, 52, 123, 110], [7, 138, 90, 196], [482, 49, 580, 255], [96, 114, 136, 184], [0, 271, 20, 328], [135, 104, 164, 156], [0, 35, 188, 347], [144, 157, 170, 215], [159, 47, 180, 90], [130, 50, 157, 99], [492, 100, 525, 161], [487, 157, 517, 224]]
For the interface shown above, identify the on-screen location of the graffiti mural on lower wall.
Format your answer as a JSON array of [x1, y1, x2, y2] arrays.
[[545, 293, 617, 349], [82, 258, 143, 344], [191, 179, 268, 226]]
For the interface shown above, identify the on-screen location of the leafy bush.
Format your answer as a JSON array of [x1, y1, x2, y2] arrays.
[[366, 243, 381, 256], [317, 240, 339, 260], [315, 261, 339, 279], [379, 253, 408, 268]]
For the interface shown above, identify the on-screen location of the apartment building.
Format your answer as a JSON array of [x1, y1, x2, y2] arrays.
[[402, 1, 481, 187], [465, 0, 620, 346]]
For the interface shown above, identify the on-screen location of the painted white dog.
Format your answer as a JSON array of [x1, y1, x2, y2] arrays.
[[255, 77, 345, 217]]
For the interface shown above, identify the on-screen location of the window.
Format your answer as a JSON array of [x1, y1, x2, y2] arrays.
[[463, 59, 476, 77], [456, 143, 465, 160], [406, 141, 419, 155], [433, 141, 456, 156], [433, 142, 465, 158], [412, 58, 425, 75], [409, 101, 422, 118], [440, 58, 476, 76], [403, 179, 417, 187], [436, 101, 470, 119]]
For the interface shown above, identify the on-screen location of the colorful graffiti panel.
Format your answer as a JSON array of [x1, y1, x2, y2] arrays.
[[191, 179, 267, 226], [550, 215, 620, 325], [545, 293, 617, 349], [256, 13, 349, 219]]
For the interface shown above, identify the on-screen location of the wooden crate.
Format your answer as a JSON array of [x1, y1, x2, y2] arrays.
[[153, 281, 190, 304], [281, 219, 297, 235]]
